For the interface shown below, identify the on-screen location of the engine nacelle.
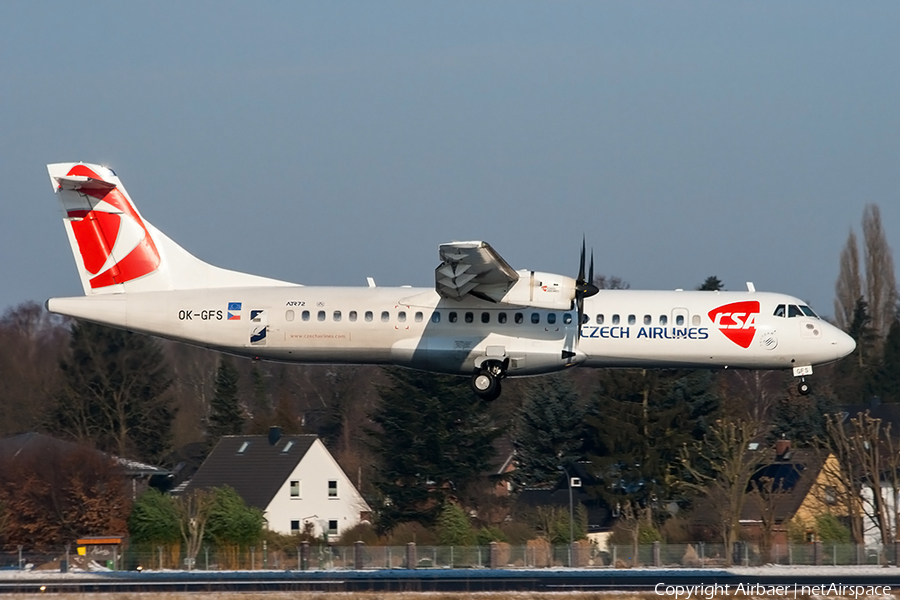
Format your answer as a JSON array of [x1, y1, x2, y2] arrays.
[[500, 270, 576, 310]]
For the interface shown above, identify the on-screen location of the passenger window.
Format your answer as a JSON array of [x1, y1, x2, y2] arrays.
[[398, 311, 406, 322], [531, 313, 540, 324], [547, 313, 557, 325], [349, 310, 357, 322], [333, 311, 341, 322], [449, 312, 458, 323], [286, 310, 295, 322], [692, 315, 701, 326], [381, 311, 390, 322], [563, 313, 572, 325], [628, 315, 636, 325], [515, 313, 524, 324], [612, 314, 620, 325], [774, 304, 785, 318], [302, 310, 310, 321], [431, 312, 441, 323], [365, 311, 373, 322], [317, 311, 326, 321], [481, 312, 490, 323], [596, 314, 604, 325], [498, 312, 507, 324], [659, 315, 667, 326], [582, 314, 589, 324], [788, 305, 802, 318], [676, 315, 684, 326], [465, 312, 474, 323], [415, 312, 423, 322], [643, 315, 652, 325]]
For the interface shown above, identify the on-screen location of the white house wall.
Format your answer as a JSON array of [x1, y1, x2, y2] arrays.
[[264, 439, 370, 538]]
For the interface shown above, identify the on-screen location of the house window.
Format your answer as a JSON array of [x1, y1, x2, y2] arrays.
[[290, 480, 301, 498], [291, 520, 300, 533], [328, 480, 338, 498], [328, 520, 338, 535], [824, 486, 837, 505], [237, 441, 249, 454]]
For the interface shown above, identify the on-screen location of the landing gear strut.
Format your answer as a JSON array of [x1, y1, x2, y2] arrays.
[[471, 360, 506, 401]]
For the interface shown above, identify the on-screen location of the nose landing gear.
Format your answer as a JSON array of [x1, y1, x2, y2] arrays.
[[793, 364, 813, 396]]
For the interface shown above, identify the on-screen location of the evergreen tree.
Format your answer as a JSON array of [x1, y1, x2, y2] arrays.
[[767, 388, 837, 445], [128, 489, 181, 547], [49, 321, 174, 463], [697, 276, 724, 291], [204, 486, 265, 547], [206, 357, 243, 451], [367, 368, 501, 531], [875, 316, 900, 403], [583, 369, 719, 512], [510, 374, 585, 487], [436, 503, 474, 546], [833, 297, 877, 403]]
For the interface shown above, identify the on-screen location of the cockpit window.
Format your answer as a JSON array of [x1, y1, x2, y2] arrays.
[[799, 305, 818, 318], [788, 305, 803, 318], [773, 304, 785, 318]]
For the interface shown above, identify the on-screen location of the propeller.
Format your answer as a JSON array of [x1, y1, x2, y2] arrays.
[[575, 239, 599, 327]]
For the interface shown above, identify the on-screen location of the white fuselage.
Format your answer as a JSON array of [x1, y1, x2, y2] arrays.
[[48, 285, 855, 378]]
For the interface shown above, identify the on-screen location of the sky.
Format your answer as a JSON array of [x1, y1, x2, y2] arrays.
[[2, 2, 898, 318]]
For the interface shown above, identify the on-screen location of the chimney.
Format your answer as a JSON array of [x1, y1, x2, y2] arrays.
[[268, 426, 282, 446], [775, 437, 791, 459]]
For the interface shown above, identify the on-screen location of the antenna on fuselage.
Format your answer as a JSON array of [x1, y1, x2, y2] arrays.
[[367, 277, 376, 288], [746, 282, 756, 292]]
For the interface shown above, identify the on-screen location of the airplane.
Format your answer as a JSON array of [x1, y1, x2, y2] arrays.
[[45, 162, 856, 400]]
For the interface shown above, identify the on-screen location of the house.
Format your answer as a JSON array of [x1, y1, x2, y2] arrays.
[[183, 427, 370, 539], [739, 440, 847, 549], [0, 432, 171, 498]]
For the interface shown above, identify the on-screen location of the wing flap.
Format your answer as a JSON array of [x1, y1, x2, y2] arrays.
[[435, 241, 519, 302]]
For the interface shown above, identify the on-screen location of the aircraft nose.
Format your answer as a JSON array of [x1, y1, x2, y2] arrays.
[[832, 330, 856, 360]]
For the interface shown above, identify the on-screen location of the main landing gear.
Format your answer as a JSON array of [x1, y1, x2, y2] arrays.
[[471, 360, 507, 401]]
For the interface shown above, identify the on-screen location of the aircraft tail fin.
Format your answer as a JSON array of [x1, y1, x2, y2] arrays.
[[47, 162, 294, 295]]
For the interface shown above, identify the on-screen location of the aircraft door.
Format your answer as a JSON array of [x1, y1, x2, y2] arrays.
[[671, 307, 689, 328]]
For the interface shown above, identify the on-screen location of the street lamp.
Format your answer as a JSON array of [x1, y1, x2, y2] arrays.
[[560, 465, 582, 567]]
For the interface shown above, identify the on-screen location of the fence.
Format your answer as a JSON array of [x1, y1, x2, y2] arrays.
[[2, 541, 898, 572]]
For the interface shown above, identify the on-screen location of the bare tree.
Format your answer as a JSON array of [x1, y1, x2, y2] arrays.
[[174, 489, 214, 565], [680, 417, 771, 566], [862, 204, 898, 343], [835, 230, 863, 332]]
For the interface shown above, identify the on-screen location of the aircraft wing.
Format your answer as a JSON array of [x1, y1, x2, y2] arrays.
[[435, 241, 519, 303]]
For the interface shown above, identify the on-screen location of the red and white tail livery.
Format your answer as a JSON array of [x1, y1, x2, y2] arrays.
[[46, 162, 856, 400]]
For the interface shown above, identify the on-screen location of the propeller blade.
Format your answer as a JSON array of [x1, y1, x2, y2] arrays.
[[589, 250, 594, 287]]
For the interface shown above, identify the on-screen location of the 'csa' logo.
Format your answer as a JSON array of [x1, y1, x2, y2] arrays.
[[65, 165, 160, 289], [708, 301, 760, 349]]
